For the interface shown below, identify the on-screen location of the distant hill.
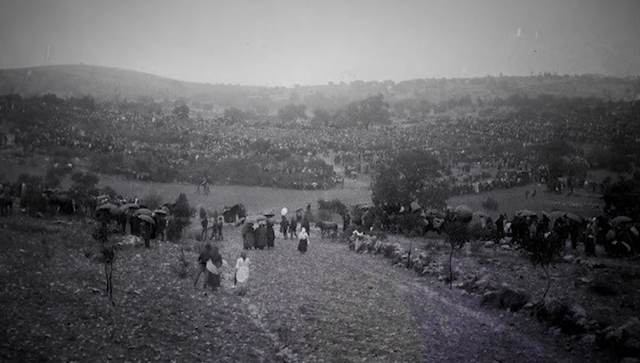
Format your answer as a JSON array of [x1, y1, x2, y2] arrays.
[[0, 64, 638, 111]]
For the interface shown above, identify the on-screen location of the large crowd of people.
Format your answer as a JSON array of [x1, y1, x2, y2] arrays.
[[1, 94, 638, 194]]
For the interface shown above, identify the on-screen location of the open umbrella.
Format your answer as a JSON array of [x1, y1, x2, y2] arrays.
[[453, 205, 473, 219], [281, 207, 288, 216], [611, 216, 633, 226], [135, 208, 152, 216], [565, 213, 582, 223], [96, 203, 117, 211], [545, 211, 564, 219], [137, 214, 156, 224], [263, 210, 275, 218], [454, 205, 472, 213], [120, 202, 140, 210], [515, 209, 537, 218]]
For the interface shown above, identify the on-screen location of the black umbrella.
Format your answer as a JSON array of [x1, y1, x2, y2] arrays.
[[138, 214, 156, 224]]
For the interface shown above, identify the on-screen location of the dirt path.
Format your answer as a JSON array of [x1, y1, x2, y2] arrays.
[[217, 226, 593, 363]]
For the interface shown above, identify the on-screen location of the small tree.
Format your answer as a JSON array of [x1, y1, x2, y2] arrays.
[[521, 233, 564, 303], [92, 219, 115, 304], [444, 220, 470, 289]]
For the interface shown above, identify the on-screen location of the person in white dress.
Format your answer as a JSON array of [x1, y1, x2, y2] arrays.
[[234, 251, 250, 295]]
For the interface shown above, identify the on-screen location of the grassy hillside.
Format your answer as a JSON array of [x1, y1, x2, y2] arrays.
[[0, 65, 638, 109]]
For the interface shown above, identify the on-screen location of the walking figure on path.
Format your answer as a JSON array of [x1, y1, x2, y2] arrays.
[[298, 227, 309, 254], [234, 251, 250, 295]]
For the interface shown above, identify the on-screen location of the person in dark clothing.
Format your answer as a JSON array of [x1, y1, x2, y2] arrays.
[[280, 216, 289, 239], [255, 223, 268, 250], [343, 213, 351, 232], [194, 244, 212, 287], [495, 214, 505, 241], [205, 245, 223, 291], [301, 218, 310, 237], [289, 217, 298, 239], [242, 221, 255, 249], [266, 220, 275, 249]]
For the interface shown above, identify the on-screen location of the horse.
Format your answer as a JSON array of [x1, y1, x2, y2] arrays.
[[222, 204, 246, 223], [316, 221, 339, 239]]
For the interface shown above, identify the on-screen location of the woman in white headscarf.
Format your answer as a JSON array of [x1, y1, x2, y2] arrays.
[[297, 227, 309, 254]]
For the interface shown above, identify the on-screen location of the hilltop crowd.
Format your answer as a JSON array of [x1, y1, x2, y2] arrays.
[[1, 94, 638, 193]]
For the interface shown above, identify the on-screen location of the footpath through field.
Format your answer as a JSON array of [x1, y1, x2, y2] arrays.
[[217, 227, 591, 363]]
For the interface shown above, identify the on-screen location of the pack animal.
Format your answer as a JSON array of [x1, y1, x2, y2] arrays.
[[316, 221, 339, 238]]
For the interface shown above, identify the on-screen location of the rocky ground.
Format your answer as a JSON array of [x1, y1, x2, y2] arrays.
[[1, 216, 636, 362]]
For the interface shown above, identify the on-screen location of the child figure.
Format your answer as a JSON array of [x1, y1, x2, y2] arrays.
[[234, 251, 250, 295]]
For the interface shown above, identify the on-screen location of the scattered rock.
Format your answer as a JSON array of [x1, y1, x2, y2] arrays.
[[523, 302, 534, 310], [537, 298, 569, 326], [562, 255, 575, 263], [483, 241, 495, 249], [481, 285, 529, 312], [603, 317, 640, 359], [579, 334, 596, 346], [500, 244, 511, 251], [475, 275, 498, 292]]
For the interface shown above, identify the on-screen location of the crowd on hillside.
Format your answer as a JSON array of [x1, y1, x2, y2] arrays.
[[1, 95, 638, 192]]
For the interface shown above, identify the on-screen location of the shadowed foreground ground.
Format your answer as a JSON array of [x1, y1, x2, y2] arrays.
[[0, 218, 606, 363]]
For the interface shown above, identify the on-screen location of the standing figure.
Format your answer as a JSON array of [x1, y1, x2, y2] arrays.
[[343, 213, 351, 232], [301, 218, 310, 237], [205, 245, 223, 291], [153, 212, 167, 241], [266, 220, 275, 249], [298, 227, 309, 254], [495, 214, 505, 241], [234, 251, 251, 295], [289, 217, 298, 239], [280, 216, 289, 239], [255, 222, 268, 250], [200, 216, 209, 240], [194, 244, 212, 287], [242, 221, 255, 249]]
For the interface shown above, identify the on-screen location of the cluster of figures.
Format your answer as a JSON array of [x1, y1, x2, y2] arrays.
[[95, 202, 169, 248], [195, 244, 251, 295], [241, 209, 313, 254]]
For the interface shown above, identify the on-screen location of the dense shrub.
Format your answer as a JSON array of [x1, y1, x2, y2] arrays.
[[141, 191, 163, 210], [167, 193, 192, 242]]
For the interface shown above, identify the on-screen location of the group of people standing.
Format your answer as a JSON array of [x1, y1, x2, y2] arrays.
[[241, 220, 276, 250], [278, 214, 311, 254], [195, 243, 251, 295], [240, 207, 313, 254]]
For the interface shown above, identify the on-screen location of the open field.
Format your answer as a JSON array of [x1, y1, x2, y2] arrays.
[[98, 174, 371, 216], [0, 215, 621, 363], [2, 165, 638, 362], [448, 184, 604, 220]]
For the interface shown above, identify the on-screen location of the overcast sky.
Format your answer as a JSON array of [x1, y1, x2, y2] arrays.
[[0, 0, 638, 86]]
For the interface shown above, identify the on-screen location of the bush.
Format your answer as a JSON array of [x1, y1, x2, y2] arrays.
[[167, 193, 192, 242], [141, 191, 163, 210]]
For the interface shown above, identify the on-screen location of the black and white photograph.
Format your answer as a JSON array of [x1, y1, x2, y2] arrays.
[[1, 0, 639, 362]]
